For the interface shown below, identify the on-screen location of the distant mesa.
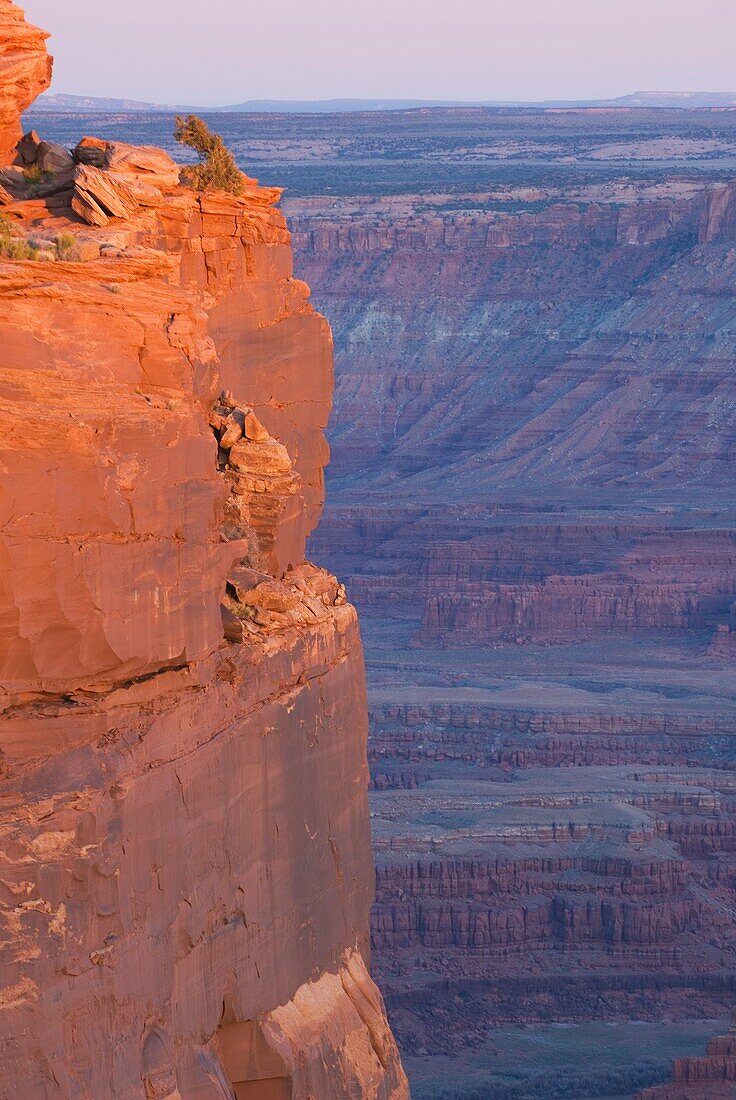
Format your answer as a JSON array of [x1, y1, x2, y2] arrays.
[[615, 90, 736, 108], [32, 92, 199, 113], [32, 93, 479, 114], [30, 90, 736, 115]]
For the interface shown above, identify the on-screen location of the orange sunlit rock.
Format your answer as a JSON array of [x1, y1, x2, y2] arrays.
[[0, 2, 51, 164], [0, 7, 408, 1096]]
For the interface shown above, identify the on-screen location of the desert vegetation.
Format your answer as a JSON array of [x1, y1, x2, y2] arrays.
[[430, 1058, 670, 1098], [0, 217, 82, 262], [21, 164, 52, 186], [0, 215, 38, 260], [53, 232, 77, 260], [174, 114, 244, 195]]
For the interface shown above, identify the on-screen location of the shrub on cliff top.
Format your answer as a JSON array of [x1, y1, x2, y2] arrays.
[[174, 114, 244, 196]]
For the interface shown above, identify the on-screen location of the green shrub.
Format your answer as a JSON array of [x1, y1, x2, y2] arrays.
[[174, 114, 244, 196], [0, 215, 39, 261], [8, 239, 37, 260], [55, 232, 77, 260], [22, 165, 53, 186]]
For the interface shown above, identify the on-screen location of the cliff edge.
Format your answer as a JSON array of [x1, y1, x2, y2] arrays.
[[0, 4, 409, 1097]]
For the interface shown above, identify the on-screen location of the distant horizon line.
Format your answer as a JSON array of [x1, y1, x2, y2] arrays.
[[27, 90, 736, 115]]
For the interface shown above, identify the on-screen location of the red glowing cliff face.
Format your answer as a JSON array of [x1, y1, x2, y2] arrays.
[[0, 1, 50, 164], [0, 165, 332, 692], [0, 5, 408, 1097]]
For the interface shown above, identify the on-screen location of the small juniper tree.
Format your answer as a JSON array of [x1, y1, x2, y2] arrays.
[[174, 114, 244, 196]]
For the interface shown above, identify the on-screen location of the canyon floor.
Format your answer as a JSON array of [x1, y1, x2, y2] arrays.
[[30, 103, 736, 1098]]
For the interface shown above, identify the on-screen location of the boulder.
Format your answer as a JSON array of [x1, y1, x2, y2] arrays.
[[229, 437, 293, 477], [105, 141, 180, 190], [220, 414, 244, 450], [36, 140, 73, 173], [117, 172, 164, 208], [245, 409, 271, 442], [15, 129, 40, 166], [73, 135, 108, 167], [74, 137, 180, 192], [70, 185, 110, 228], [69, 239, 102, 263], [221, 602, 246, 643]]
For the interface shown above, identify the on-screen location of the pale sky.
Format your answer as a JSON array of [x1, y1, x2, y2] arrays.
[[26, 0, 736, 106]]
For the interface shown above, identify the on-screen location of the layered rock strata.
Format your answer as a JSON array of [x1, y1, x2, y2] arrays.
[[636, 1018, 736, 1099], [419, 526, 736, 647], [0, 2, 50, 164], [0, 6, 407, 1097], [294, 167, 736, 1070], [23, 100, 736, 1093]]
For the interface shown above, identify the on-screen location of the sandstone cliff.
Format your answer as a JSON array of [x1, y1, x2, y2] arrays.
[[0, 1, 49, 165], [0, 5, 408, 1097]]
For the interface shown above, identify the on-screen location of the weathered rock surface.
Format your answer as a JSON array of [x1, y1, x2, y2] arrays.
[[0, 2, 50, 164], [0, 173, 333, 696], [0, 12, 407, 1099], [70, 140, 180, 226], [1, 577, 408, 1096]]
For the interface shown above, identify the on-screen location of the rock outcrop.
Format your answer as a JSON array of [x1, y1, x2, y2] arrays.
[[0, 8, 407, 1098], [0, 2, 50, 164], [636, 1018, 736, 1099]]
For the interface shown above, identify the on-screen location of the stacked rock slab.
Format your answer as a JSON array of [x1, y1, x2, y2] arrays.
[[0, 5, 408, 1098]]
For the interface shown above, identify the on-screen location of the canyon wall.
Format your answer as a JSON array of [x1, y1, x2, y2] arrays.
[[291, 135, 736, 1091], [304, 180, 736, 665], [419, 526, 736, 647], [636, 1019, 736, 1100], [14, 55, 736, 1100], [292, 195, 706, 486], [0, 6, 407, 1097]]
